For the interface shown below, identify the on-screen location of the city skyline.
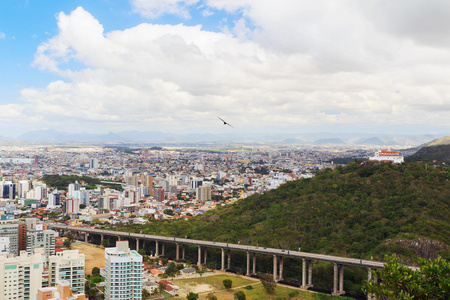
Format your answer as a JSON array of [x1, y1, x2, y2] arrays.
[[1, 1, 450, 137]]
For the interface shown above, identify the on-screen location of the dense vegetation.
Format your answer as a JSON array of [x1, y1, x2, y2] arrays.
[[123, 162, 450, 262], [41, 175, 101, 190], [364, 256, 450, 300], [407, 144, 450, 164]]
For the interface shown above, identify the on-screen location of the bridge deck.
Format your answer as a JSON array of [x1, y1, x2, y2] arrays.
[[51, 223, 385, 269]]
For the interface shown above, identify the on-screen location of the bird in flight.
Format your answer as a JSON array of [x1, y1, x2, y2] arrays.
[[217, 116, 233, 127]]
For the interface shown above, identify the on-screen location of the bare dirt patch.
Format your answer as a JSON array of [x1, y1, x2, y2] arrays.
[[71, 242, 105, 275]]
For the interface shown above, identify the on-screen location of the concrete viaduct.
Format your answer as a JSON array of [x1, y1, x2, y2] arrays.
[[51, 223, 383, 297]]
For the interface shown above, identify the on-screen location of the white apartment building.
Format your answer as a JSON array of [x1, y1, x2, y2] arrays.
[[104, 241, 143, 300], [48, 250, 85, 294], [26, 227, 56, 258], [0, 218, 19, 255], [66, 198, 80, 215], [0, 250, 44, 300], [0, 237, 9, 254], [196, 185, 211, 202]]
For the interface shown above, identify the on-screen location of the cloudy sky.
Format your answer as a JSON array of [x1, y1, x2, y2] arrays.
[[1, 0, 450, 137]]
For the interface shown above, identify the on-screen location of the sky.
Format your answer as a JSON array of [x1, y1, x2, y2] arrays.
[[1, 0, 450, 138]]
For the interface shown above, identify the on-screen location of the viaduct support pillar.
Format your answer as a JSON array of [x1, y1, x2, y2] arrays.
[[221, 249, 225, 270], [252, 253, 256, 274], [136, 239, 139, 251], [162, 243, 165, 256], [155, 241, 159, 258], [101, 234, 104, 245], [273, 255, 278, 281], [333, 263, 338, 295], [227, 250, 231, 269], [301, 259, 307, 288], [176, 243, 180, 260], [182, 244, 185, 260], [332, 264, 345, 295], [279, 256, 284, 281], [197, 246, 202, 266], [85, 233, 88, 243], [339, 264, 345, 295], [203, 247, 207, 265], [246, 252, 250, 276]]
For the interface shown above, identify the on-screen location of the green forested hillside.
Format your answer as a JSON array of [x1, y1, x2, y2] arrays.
[[123, 163, 450, 262], [407, 144, 450, 163]]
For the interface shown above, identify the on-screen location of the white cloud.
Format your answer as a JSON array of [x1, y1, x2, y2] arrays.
[[131, 0, 200, 19], [201, 9, 214, 17], [0, 32, 5, 39], [16, 3, 450, 135]]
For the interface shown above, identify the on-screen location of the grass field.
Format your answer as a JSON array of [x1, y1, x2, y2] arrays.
[[71, 242, 105, 275], [171, 274, 324, 299]]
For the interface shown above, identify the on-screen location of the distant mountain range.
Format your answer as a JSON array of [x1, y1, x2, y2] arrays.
[[0, 129, 439, 146]]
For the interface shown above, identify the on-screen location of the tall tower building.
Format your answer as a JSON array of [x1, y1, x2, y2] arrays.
[[26, 227, 56, 258], [104, 241, 143, 300], [0, 250, 44, 300], [125, 175, 139, 187], [0, 217, 19, 255], [141, 174, 153, 196], [66, 199, 80, 215], [196, 185, 212, 202], [89, 158, 99, 170], [48, 250, 85, 293]]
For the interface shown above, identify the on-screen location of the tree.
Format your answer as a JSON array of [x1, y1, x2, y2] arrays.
[[102, 239, 109, 247], [92, 267, 100, 276], [234, 291, 246, 300], [223, 279, 233, 289], [206, 293, 218, 300], [186, 292, 199, 300], [363, 256, 450, 300], [138, 249, 146, 256], [142, 288, 150, 298], [258, 273, 277, 294], [158, 282, 165, 295], [163, 209, 174, 216], [80, 204, 86, 209], [63, 239, 72, 248]]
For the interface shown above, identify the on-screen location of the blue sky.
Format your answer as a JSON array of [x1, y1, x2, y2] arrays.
[[1, 1, 450, 138]]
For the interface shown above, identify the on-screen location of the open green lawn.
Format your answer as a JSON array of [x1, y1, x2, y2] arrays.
[[170, 274, 353, 300]]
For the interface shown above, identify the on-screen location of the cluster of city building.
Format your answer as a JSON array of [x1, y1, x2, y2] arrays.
[[0, 145, 372, 222]]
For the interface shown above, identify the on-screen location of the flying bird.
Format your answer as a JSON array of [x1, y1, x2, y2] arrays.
[[217, 116, 233, 128]]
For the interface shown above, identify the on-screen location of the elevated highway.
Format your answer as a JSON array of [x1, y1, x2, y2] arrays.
[[51, 223, 384, 297]]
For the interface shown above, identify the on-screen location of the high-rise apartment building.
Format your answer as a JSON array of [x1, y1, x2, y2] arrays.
[[125, 175, 139, 187], [26, 227, 56, 258], [68, 182, 81, 199], [141, 174, 153, 196], [153, 187, 164, 202], [47, 192, 61, 209], [48, 250, 85, 294], [89, 158, 99, 170], [0, 250, 44, 300], [0, 217, 19, 255], [18, 223, 27, 252], [66, 198, 80, 215], [196, 185, 212, 202], [104, 241, 143, 300]]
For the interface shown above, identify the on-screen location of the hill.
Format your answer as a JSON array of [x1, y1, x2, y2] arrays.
[[407, 135, 450, 163], [426, 135, 450, 146], [128, 163, 449, 263]]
